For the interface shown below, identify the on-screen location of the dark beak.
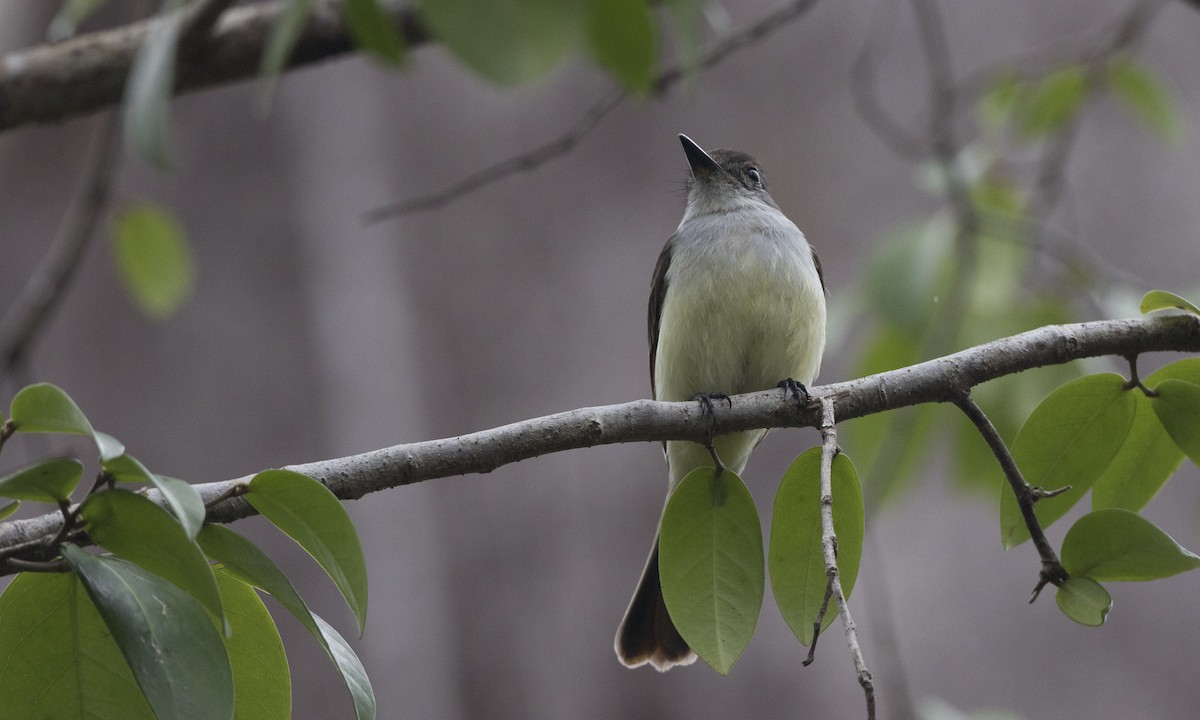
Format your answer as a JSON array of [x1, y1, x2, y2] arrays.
[[679, 134, 722, 179]]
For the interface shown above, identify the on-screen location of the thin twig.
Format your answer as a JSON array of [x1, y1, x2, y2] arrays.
[[0, 113, 123, 383], [850, 0, 925, 158], [954, 394, 1068, 601], [815, 396, 875, 719], [365, 0, 821, 221]]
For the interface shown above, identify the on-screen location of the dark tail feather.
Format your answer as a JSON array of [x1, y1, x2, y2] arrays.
[[614, 538, 697, 671]]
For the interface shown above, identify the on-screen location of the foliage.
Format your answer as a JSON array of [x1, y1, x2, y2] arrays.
[[0, 384, 374, 720]]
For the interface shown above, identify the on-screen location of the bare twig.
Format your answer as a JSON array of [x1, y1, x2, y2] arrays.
[[815, 396, 875, 719], [954, 394, 1068, 601], [850, 1, 925, 158], [0, 113, 122, 382], [0, 314, 1197, 572], [365, 0, 821, 221]]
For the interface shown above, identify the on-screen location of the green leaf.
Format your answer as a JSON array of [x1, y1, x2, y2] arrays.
[[1107, 58, 1181, 143], [1018, 65, 1088, 138], [258, 0, 316, 110], [1062, 509, 1200, 581], [61, 545, 234, 720], [659, 468, 763, 675], [1140, 289, 1200, 316], [769, 449, 864, 646], [0, 571, 154, 719], [10, 382, 93, 435], [0, 500, 18, 520], [198, 525, 376, 720], [80, 489, 225, 626], [1055, 576, 1111, 626], [1091, 391, 1182, 511], [585, 0, 656, 95], [123, 1, 186, 167], [0, 457, 83, 503], [113, 203, 195, 319], [48, 0, 110, 41], [1151, 379, 1200, 466], [345, 0, 406, 66], [95, 430, 127, 462], [999, 373, 1137, 548], [418, 0, 582, 85], [979, 72, 1023, 128], [216, 570, 291, 720], [102, 453, 206, 538], [246, 470, 369, 632]]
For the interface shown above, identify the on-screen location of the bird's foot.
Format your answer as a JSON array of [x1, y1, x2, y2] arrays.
[[693, 392, 731, 475], [778, 378, 811, 409]]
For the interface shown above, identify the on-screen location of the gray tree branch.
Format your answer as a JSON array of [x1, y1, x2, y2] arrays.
[[1, 313, 1197, 573], [0, 0, 430, 131]]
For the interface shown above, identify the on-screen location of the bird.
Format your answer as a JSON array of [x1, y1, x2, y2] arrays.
[[614, 134, 827, 671]]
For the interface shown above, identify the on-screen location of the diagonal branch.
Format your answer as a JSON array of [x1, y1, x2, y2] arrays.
[[0, 113, 123, 381], [0, 313, 1198, 573], [364, 0, 820, 221], [955, 394, 1068, 601]]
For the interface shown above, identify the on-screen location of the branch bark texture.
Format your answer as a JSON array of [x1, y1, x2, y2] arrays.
[[0, 0, 429, 131], [1, 314, 1197, 570]]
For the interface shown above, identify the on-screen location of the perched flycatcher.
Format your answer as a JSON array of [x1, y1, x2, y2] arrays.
[[615, 134, 827, 671]]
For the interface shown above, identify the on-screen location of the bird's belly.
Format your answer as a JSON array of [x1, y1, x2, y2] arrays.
[[654, 264, 825, 402]]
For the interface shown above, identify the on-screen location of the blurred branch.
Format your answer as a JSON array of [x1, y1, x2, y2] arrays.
[[0, 113, 122, 381], [2, 314, 1198, 573], [1025, 0, 1168, 252], [365, 0, 820, 221], [0, 0, 430, 131]]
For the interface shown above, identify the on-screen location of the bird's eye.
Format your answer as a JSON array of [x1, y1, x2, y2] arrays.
[[746, 168, 763, 187]]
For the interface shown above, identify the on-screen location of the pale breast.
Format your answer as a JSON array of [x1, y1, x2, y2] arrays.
[[653, 210, 826, 402]]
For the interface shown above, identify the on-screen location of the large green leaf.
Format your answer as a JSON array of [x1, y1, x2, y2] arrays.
[[1150, 380, 1200, 467], [61, 545, 234, 720], [216, 570, 291, 720], [113, 203, 195, 319], [1107, 58, 1181, 143], [585, 0, 656, 95], [198, 525, 376, 720], [659, 467, 763, 675], [245, 470, 368, 632], [123, 1, 186, 167], [80, 489, 224, 626], [769, 449, 864, 646], [999, 373, 1136, 548], [345, 0, 406, 66], [102, 453, 205, 538], [1091, 391, 1182, 511], [1062, 509, 1200, 581], [0, 457, 83, 503], [0, 571, 154, 719], [1054, 576, 1111, 627], [418, 0, 582, 85]]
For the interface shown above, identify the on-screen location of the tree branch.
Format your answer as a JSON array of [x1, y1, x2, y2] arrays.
[[0, 112, 122, 381], [0, 0, 430, 131], [954, 394, 1068, 601], [814, 396, 875, 719], [0, 314, 1197, 571]]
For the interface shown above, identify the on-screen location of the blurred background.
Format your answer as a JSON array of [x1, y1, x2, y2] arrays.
[[2, 0, 1200, 718]]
